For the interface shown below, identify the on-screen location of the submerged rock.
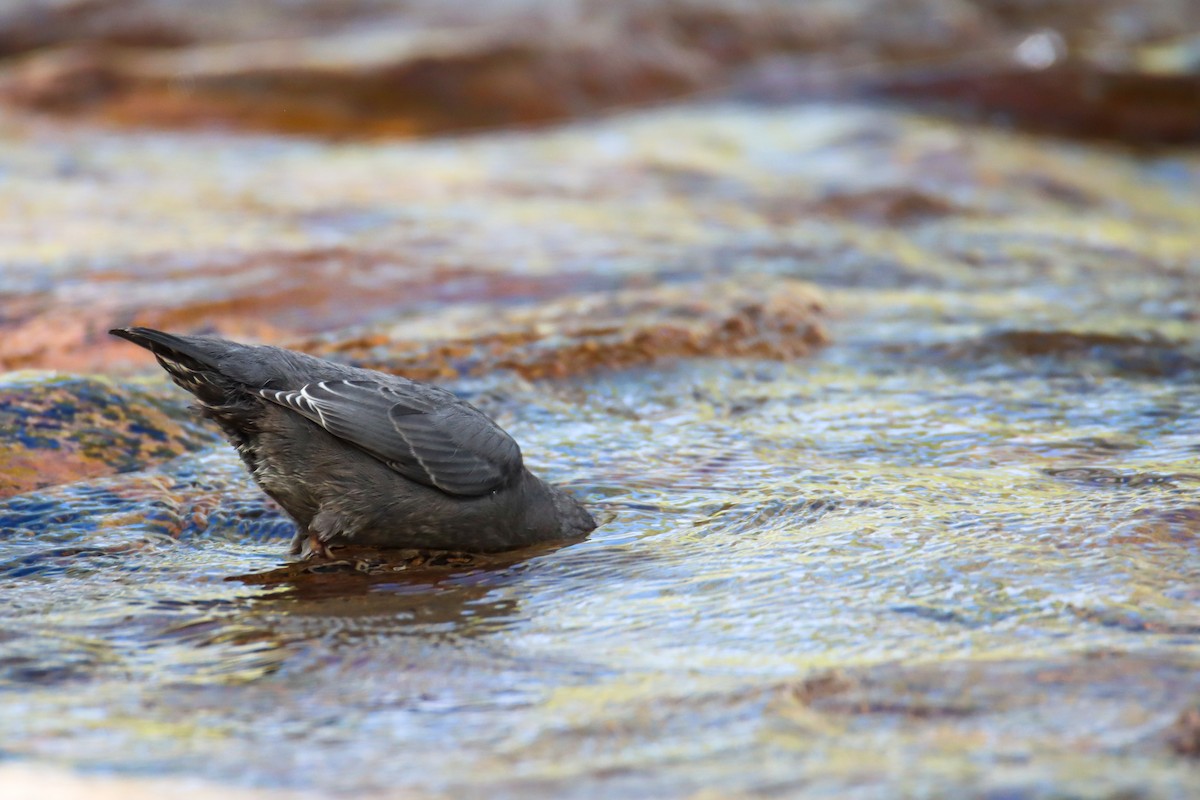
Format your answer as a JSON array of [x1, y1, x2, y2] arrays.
[[1169, 707, 1200, 758], [296, 276, 827, 381], [781, 652, 1200, 762], [0, 373, 218, 499]]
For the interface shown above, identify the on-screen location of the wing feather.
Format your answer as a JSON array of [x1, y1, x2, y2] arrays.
[[259, 379, 522, 496]]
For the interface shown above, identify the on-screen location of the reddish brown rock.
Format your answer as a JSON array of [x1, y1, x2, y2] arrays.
[[0, 1, 983, 137], [914, 330, 1200, 378], [0, 25, 712, 136], [295, 277, 828, 381], [12, 1, 1199, 140], [865, 65, 1200, 146], [770, 186, 968, 227], [0, 249, 615, 375]]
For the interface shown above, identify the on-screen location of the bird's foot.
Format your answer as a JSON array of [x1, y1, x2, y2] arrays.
[[304, 531, 336, 560]]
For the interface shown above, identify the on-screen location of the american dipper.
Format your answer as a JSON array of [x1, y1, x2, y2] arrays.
[[110, 327, 596, 558]]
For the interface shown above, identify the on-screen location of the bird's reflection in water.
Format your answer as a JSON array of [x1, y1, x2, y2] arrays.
[[225, 540, 579, 643]]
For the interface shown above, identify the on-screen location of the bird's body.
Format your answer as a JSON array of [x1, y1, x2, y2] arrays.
[[110, 327, 596, 557]]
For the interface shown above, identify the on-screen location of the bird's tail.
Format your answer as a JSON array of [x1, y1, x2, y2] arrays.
[[109, 327, 232, 405]]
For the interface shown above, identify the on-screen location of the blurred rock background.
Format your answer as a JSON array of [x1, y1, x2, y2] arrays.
[[1, 0, 1198, 139]]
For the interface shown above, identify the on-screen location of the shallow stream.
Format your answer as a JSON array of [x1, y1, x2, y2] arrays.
[[1, 105, 1199, 797]]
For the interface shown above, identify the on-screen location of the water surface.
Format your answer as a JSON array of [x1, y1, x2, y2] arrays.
[[1, 105, 1199, 798]]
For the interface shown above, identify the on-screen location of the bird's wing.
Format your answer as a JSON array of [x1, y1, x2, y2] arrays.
[[259, 379, 522, 496]]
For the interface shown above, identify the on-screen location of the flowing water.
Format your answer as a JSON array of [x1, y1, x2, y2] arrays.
[[1, 106, 1199, 798]]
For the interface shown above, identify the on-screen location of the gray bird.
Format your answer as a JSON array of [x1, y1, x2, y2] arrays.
[[110, 327, 596, 558]]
